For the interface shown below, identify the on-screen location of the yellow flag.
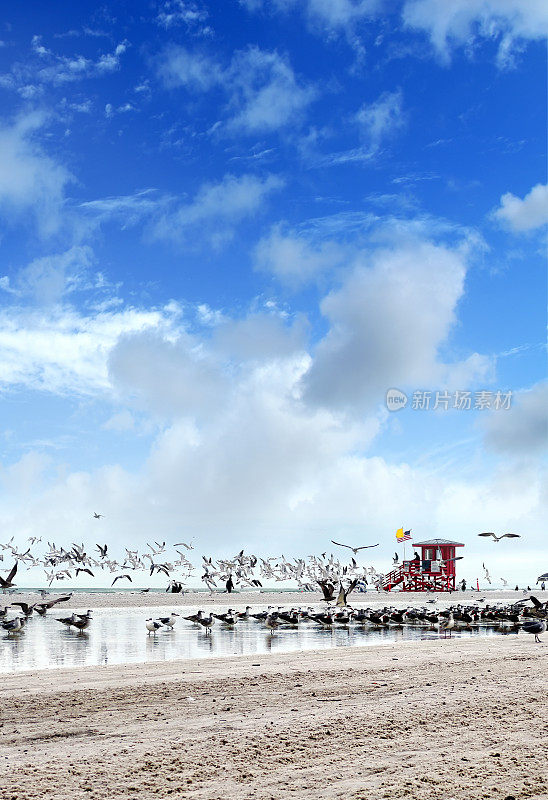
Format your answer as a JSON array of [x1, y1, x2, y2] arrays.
[[396, 527, 404, 540]]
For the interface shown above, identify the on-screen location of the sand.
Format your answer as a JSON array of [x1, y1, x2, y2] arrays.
[[2, 596, 547, 800]]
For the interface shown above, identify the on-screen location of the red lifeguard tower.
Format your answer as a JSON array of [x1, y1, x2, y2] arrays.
[[382, 538, 464, 592]]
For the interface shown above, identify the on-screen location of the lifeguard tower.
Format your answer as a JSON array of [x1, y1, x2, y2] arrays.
[[382, 538, 464, 592]]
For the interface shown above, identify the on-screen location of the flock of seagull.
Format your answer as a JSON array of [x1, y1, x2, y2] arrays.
[[0, 532, 400, 595], [0, 526, 523, 597], [141, 597, 547, 642], [3, 595, 545, 643]]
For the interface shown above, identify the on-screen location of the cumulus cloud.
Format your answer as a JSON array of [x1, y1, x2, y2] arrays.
[[483, 382, 548, 458], [226, 47, 316, 133], [300, 240, 478, 412], [0, 112, 73, 235], [492, 183, 548, 232], [157, 46, 222, 91], [152, 172, 284, 245], [402, 0, 548, 67], [157, 45, 315, 133], [211, 312, 307, 361], [255, 223, 348, 286], [109, 330, 229, 418]]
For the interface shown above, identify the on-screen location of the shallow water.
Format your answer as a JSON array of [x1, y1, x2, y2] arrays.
[[0, 605, 509, 673]]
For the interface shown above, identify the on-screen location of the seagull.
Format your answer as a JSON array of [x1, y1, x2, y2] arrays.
[[335, 579, 358, 607], [317, 580, 336, 602], [331, 541, 379, 555], [2, 616, 24, 634], [521, 619, 546, 643], [11, 602, 36, 617], [265, 613, 279, 635], [72, 611, 92, 632], [478, 532, 520, 542], [93, 512, 104, 519], [195, 613, 214, 634], [0, 562, 18, 590], [157, 613, 180, 629], [112, 574, 132, 586], [439, 611, 454, 638], [146, 618, 162, 636]]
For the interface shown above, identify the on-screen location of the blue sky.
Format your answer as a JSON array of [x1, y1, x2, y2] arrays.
[[0, 0, 546, 587]]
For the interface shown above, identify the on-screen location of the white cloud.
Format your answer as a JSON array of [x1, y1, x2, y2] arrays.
[[0, 303, 180, 396], [255, 223, 348, 286], [403, 0, 548, 67], [108, 330, 229, 418], [15, 246, 93, 305], [211, 312, 307, 362], [240, 0, 380, 34], [355, 89, 405, 152], [157, 46, 222, 91], [157, 45, 314, 133], [483, 382, 548, 458], [152, 172, 284, 244], [492, 183, 548, 232], [0, 112, 73, 235], [29, 39, 128, 85], [226, 47, 316, 133], [156, 0, 212, 34], [102, 410, 136, 432], [300, 240, 481, 412]]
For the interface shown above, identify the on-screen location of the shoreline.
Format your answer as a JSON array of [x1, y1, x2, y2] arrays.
[[4, 587, 545, 609]]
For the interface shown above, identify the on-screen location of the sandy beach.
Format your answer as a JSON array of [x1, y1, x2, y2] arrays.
[[2, 589, 547, 800]]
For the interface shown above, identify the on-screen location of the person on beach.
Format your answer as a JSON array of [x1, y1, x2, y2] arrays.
[[541, 582, 546, 591]]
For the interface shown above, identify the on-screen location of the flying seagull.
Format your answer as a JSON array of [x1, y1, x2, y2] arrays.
[[317, 580, 336, 602], [336, 579, 358, 607], [331, 541, 379, 555], [0, 562, 17, 590], [93, 512, 104, 519], [478, 532, 520, 542], [111, 574, 132, 586]]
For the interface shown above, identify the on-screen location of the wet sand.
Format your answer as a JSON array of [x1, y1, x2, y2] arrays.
[[2, 634, 547, 800]]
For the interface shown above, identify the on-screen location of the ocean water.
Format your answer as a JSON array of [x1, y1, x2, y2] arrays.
[[0, 605, 509, 673]]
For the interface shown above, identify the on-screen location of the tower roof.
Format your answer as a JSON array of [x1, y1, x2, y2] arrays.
[[414, 538, 465, 547]]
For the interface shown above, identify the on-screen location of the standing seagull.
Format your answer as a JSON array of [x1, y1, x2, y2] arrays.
[[158, 613, 180, 629], [331, 541, 379, 555], [439, 611, 455, 638], [521, 619, 546, 643], [478, 532, 520, 542], [146, 618, 162, 636], [2, 616, 24, 634]]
